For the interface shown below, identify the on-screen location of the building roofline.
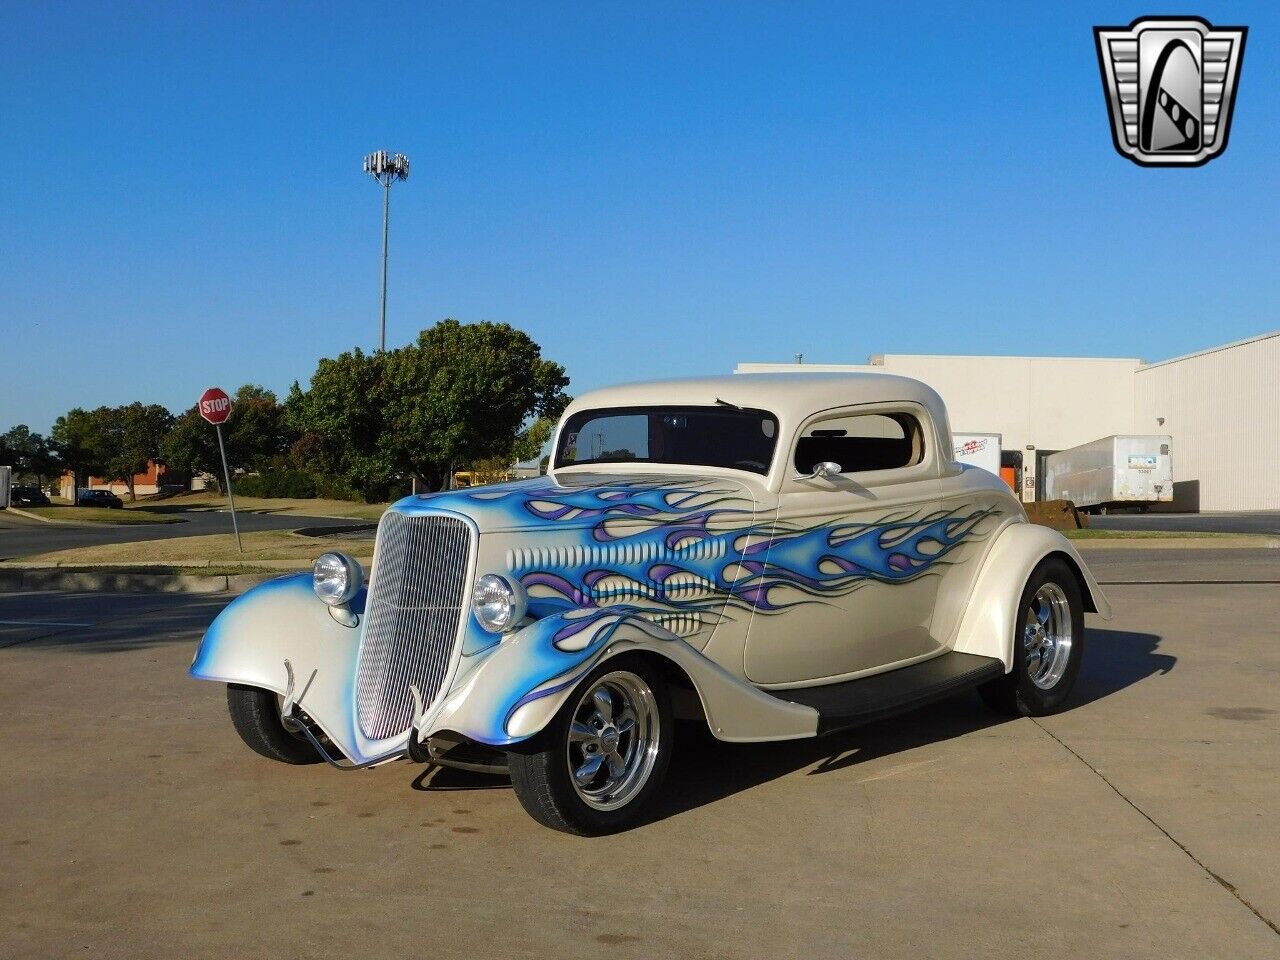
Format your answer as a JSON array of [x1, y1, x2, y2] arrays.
[[740, 328, 1278, 373], [1137, 328, 1280, 370], [869, 352, 1143, 364]]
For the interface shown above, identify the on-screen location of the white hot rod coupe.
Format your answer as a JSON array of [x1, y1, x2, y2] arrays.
[[191, 373, 1110, 834]]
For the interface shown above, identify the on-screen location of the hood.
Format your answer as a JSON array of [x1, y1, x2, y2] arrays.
[[387, 473, 768, 642], [387, 472, 761, 535]]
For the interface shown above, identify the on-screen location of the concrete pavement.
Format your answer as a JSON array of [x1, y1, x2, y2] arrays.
[[1, 574, 1277, 958]]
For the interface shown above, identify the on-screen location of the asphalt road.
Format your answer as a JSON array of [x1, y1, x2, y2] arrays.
[[1, 548, 1278, 958], [1091, 510, 1280, 535], [0, 508, 372, 559]]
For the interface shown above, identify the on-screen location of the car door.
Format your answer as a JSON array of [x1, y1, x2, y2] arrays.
[[743, 402, 949, 685]]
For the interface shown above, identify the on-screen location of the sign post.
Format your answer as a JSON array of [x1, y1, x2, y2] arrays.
[[199, 387, 242, 553]]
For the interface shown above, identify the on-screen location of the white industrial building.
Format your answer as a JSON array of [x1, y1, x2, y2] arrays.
[[737, 329, 1280, 512]]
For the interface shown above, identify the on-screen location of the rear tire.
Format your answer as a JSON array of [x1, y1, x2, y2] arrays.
[[507, 655, 673, 835], [226, 684, 322, 764], [978, 557, 1085, 717]]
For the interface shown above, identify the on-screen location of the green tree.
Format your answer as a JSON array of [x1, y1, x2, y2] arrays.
[[302, 348, 398, 497], [226, 385, 292, 470], [511, 416, 558, 465], [105, 403, 174, 500], [161, 385, 292, 489], [51, 407, 111, 495], [160, 407, 221, 483], [289, 319, 570, 499], [379, 319, 570, 490], [0, 425, 61, 486]]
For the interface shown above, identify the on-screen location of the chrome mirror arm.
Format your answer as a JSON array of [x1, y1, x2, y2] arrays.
[[792, 461, 843, 482]]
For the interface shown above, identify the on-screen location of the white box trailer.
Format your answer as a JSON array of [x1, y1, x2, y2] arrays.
[[952, 433, 1002, 477], [1043, 435, 1173, 512], [0, 465, 10, 508]]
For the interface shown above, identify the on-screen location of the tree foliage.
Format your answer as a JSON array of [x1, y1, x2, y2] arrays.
[[161, 385, 293, 487], [0, 425, 62, 485], [160, 407, 221, 480], [379, 319, 569, 488], [49, 404, 173, 499], [51, 407, 110, 489], [30, 318, 570, 503], [295, 319, 570, 495], [107, 403, 175, 500]]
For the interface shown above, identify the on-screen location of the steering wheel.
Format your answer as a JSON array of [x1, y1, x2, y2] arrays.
[[733, 459, 767, 470]]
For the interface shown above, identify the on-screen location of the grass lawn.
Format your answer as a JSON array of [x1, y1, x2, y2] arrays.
[[129, 491, 389, 521], [21, 505, 184, 525], [1061, 528, 1241, 539], [3, 530, 375, 569]]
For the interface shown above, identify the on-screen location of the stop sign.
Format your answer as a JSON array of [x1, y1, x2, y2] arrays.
[[198, 387, 233, 425]]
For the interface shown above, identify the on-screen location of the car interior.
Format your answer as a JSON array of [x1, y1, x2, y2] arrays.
[[793, 411, 926, 475]]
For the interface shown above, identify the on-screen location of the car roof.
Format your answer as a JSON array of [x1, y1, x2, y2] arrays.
[[561, 372, 947, 426]]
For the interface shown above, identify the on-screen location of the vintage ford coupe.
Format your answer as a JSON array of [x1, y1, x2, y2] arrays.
[[191, 374, 1110, 834]]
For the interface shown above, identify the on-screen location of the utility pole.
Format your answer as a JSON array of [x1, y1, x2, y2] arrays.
[[362, 151, 410, 352]]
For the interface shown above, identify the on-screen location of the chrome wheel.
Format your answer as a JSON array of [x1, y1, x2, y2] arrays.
[[1023, 582, 1073, 690], [566, 670, 660, 812]]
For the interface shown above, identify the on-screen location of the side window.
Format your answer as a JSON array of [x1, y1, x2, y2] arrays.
[[794, 412, 926, 475]]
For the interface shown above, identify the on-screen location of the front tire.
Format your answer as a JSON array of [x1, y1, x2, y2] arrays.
[[226, 684, 322, 764], [979, 557, 1085, 717], [507, 656, 673, 835]]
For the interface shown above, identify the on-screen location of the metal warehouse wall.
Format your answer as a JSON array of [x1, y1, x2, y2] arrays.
[[738, 356, 1140, 452], [1133, 332, 1280, 512]]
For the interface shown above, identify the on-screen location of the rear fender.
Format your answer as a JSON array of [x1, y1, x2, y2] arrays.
[[427, 609, 818, 747], [950, 523, 1112, 671]]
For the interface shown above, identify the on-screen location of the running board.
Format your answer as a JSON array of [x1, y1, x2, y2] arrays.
[[771, 652, 1005, 736]]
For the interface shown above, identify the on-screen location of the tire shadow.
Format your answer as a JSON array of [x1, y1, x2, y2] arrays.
[[644, 626, 1170, 827], [397, 626, 1171, 828]]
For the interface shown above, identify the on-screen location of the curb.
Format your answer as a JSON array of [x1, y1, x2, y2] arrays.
[[294, 523, 377, 538], [2, 506, 183, 527], [4, 506, 64, 524], [1071, 536, 1280, 550], [0, 569, 276, 594]]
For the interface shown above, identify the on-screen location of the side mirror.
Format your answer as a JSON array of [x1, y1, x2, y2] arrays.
[[793, 460, 843, 482]]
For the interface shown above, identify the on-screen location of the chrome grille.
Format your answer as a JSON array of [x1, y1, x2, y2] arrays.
[[356, 512, 472, 740]]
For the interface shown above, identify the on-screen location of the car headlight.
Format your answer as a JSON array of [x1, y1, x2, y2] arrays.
[[472, 574, 527, 633], [313, 552, 363, 606]]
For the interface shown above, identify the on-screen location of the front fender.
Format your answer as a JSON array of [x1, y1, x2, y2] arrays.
[[190, 573, 406, 765], [427, 608, 818, 747], [950, 523, 1112, 671]]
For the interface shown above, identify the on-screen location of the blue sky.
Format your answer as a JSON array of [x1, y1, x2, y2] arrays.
[[2, 2, 1277, 433]]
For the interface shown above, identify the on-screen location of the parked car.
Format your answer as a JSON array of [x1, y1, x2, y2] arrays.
[[77, 489, 124, 509], [9, 485, 51, 507], [192, 374, 1111, 834]]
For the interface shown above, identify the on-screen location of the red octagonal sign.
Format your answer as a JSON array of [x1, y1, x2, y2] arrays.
[[198, 387, 233, 425]]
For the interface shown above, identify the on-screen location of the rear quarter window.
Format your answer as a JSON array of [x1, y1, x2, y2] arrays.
[[794, 412, 925, 475]]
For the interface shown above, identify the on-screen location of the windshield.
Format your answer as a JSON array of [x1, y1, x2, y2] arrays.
[[555, 405, 778, 474]]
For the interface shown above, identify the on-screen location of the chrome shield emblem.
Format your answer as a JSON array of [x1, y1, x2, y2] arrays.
[[1094, 16, 1247, 166]]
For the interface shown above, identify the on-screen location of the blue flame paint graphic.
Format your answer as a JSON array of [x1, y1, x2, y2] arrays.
[[399, 476, 1003, 744], [428, 476, 1000, 628]]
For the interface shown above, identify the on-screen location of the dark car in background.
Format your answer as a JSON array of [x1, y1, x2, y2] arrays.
[[9, 486, 52, 507], [77, 489, 124, 509]]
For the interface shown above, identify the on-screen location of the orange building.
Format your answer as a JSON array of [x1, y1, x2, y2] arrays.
[[59, 460, 180, 500]]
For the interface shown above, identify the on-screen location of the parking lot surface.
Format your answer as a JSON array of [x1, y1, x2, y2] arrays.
[[2, 550, 1278, 959]]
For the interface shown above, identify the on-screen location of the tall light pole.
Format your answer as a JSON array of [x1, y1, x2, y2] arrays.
[[363, 150, 410, 352]]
